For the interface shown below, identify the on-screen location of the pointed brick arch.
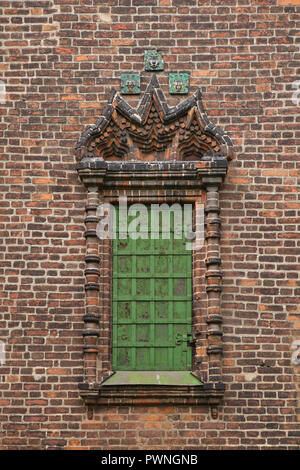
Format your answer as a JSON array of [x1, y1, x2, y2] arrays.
[[76, 75, 234, 162]]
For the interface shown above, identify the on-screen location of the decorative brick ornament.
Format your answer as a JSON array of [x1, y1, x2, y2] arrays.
[[169, 72, 189, 94], [144, 49, 164, 71], [76, 75, 234, 161], [121, 73, 140, 95]]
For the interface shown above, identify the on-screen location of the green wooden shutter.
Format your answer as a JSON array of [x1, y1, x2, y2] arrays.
[[112, 206, 192, 371]]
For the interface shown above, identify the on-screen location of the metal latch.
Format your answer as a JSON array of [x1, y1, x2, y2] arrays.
[[175, 333, 195, 346], [187, 333, 195, 345]]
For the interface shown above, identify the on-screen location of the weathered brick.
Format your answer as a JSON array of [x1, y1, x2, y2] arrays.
[[0, 0, 299, 452]]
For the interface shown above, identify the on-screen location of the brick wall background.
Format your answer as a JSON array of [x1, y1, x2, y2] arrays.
[[0, 0, 300, 450]]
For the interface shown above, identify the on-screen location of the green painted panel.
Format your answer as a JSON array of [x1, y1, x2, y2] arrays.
[[136, 255, 151, 274], [117, 255, 132, 274], [154, 301, 169, 322], [113, 206, 193, 371], [136, 301, 151, 321], [155, 348, 170, 369], [116, 301, 132, 322], [154, 255, 168, 273], [136, 348, 150, 369]]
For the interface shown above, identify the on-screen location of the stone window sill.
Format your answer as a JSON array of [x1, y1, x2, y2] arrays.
[[79, 371, 225, 406]]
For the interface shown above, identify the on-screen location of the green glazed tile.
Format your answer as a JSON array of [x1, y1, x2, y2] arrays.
[[144, 49, 164, 71], [121, 73, 140, 95], [169, 73, 189, 94]]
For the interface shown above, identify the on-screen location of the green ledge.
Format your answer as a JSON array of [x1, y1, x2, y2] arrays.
[[102, 371, 203, 386]]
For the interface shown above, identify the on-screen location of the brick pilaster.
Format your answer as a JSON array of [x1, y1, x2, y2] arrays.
[[203, 177, 223, 385]]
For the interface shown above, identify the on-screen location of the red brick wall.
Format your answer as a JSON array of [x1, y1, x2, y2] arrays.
[[0, 0, 299, 450]]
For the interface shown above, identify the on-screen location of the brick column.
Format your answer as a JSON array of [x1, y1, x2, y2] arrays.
[[83, 185, 101, 384], [203, 177, 223, 385]]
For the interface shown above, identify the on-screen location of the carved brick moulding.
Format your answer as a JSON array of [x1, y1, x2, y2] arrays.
[[76, 75, 234, 412], [76, 75, 234, 162]]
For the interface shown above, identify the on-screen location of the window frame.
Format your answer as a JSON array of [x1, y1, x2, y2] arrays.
[[78, 160, 227, 408]]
